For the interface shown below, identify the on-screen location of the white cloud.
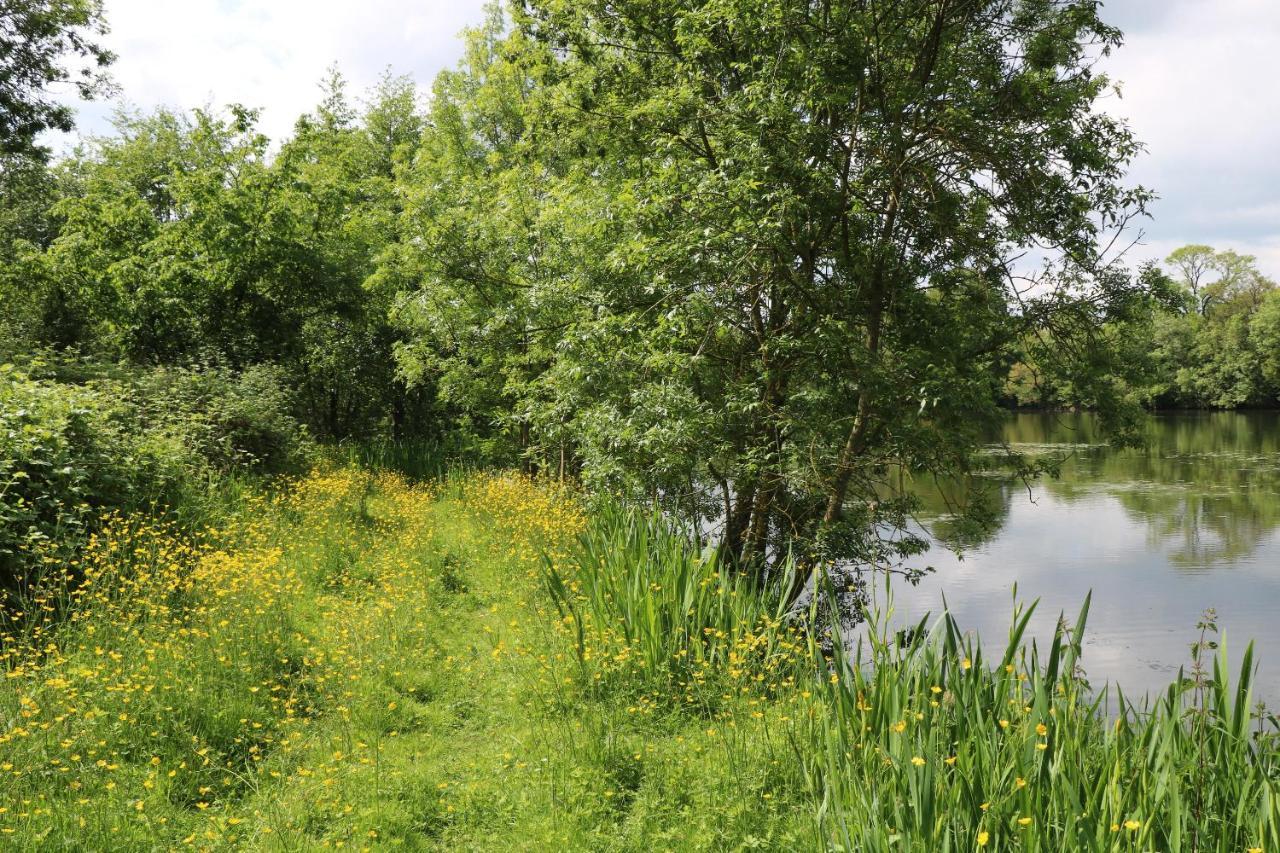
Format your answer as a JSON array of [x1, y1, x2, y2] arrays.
[[1101, 0, 1280, 276], [53, 0, 490, 146], [50, 0, 1280, 280]]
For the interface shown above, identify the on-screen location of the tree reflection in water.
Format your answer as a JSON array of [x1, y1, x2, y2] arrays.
[[909, 412, 1280, 570]]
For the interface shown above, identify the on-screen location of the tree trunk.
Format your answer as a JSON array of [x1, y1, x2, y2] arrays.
[[725, 479, 756, 567]]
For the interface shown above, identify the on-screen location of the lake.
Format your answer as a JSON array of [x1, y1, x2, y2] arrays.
[[888, 411, 1280, 707]]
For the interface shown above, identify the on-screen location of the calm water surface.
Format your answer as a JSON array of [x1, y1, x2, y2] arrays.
[[888, 412, 1280, 705]]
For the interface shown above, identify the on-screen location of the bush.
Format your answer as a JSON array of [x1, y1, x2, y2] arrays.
[[0, 366, 191, 587], [129, 363, 312, 474], [0, 360, 311, 589]]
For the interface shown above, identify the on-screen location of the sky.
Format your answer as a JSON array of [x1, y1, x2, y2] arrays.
[[47, 0, 1280, 277]]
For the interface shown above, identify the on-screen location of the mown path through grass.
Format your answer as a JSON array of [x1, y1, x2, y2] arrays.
[[0, 469, 810, 850]]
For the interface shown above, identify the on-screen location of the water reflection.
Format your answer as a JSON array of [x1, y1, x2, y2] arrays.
[[890, 412, 1280, 703]]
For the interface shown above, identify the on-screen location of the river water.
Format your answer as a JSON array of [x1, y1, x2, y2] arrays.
[[887, 412, 1280, 707]]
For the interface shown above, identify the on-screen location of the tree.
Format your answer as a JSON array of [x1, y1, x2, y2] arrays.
[[390, 0, 1153, 593], [0, 0, 114, 156], [1253, 289, 1280, 398], [22, 106, 303, 359], [1164, 244, 1216, 315], [383, 5, 585, 465], [1164, 245, 1276, 318], [4, 65, 439, 439], [1147, 246, 1278, 408], [278, 69, 431, 438], [1203, 249, 1275, 317], [0, 150, 65, 348]]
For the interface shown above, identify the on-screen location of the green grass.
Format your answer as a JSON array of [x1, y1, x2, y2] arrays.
[[2, 466, 1278, 850]]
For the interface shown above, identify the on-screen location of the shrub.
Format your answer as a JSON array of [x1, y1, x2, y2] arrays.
[[129, 363, 312, 474], [0, 366, 192, 587], [0, 360, 311, 589]]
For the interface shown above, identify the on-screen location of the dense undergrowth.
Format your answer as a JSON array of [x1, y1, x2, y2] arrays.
[[2, 467, 1278, 850], [0, 362, 309, 591]]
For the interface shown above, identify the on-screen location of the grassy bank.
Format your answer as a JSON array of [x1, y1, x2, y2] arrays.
[[2, 468, 1278, 850]]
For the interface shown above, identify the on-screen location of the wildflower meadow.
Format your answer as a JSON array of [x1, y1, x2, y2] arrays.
[[0, 464, 1276, 850]]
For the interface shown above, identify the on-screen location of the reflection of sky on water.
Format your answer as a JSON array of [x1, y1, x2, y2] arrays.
[[882, 415, 1280, 707]]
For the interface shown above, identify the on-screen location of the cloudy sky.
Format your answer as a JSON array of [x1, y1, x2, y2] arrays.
[[50, 0, 1280, 276]]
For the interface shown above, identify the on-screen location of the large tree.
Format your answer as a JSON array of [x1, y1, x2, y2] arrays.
[[1166, 245, 1276, 318], [383, 7, 591, 465], [386, 1, 1155, 589], [1164, 244, 1216, 315], [280, 69, 430, 437], [461, 0, 1152, 585]]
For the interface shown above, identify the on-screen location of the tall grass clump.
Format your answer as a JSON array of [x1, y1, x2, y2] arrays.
[[543, 499, 805, 708], [539, 500, 1280, 850], [802, 587, 1280, 851], [341, 436, 469, 482]]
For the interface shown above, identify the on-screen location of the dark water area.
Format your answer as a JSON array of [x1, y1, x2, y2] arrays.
[[887, 412, 1280, 707]]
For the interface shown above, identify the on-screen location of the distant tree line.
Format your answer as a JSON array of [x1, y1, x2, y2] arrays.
[[1007, 245, 1280, 410]]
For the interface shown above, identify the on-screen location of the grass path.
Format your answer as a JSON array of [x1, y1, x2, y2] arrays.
[[0, 469, 808, 850]]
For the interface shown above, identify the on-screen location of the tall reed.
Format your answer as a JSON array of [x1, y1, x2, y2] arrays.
[[801, 585, 1280, 851], [543, 499, 801, 707], [541, 501, 1280, 849]]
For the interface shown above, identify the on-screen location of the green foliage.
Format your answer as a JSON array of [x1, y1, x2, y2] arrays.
[[125, 363, 313, 474], [0, 365, 188, 587], [0, 361, 309, 588], [3, 82, 438, 441], [379, 6, 571, 463], [1, 2, 1201, 596], [544, 499, 794, 705], [387, 0, 1155, 587], [0, 0, 114, 156], [279, 69, 430, 439], [804, 591, 1280, 851], [1007, 247, 1280, 410], [1253, 290, 1280, 391]]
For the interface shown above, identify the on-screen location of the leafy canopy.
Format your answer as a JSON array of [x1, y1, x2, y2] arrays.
[[0, 0, 114, 156], [391, 0, 1153, 587]]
